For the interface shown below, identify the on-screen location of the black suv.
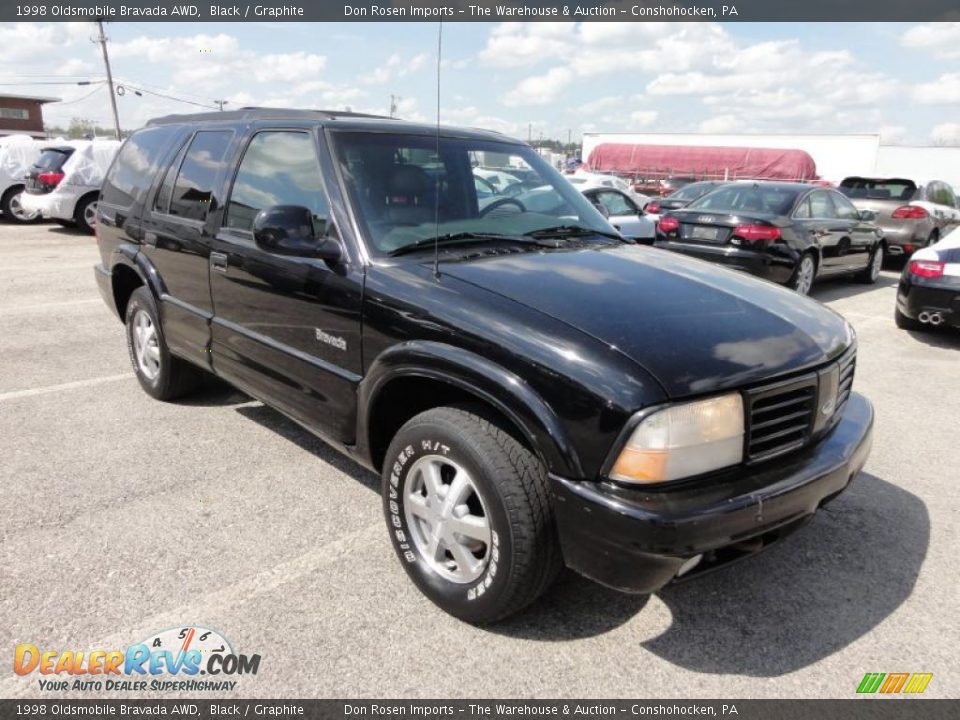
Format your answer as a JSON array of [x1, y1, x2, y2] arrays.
[[94, 109, 874, 623]]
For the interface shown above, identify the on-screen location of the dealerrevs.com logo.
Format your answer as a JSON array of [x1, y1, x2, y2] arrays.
[[14, 626, 261, 693], [856, 672, 933, 695]]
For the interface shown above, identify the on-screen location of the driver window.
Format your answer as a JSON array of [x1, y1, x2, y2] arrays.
[[226, 131, 329, 234], [808, 191, 836, 219], [831, 192, 860, 221], [596, 190, 636, 216]]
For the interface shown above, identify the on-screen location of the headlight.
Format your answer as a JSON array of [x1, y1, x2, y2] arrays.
[[610, 393, 744, 484]]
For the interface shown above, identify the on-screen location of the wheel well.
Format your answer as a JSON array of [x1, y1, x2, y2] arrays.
[[112, 265, 143, 320], [367, 376, 536, 473]]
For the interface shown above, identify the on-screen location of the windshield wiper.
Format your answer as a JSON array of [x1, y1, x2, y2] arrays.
[[388, 232, 548, 257], [523, 225, 624, 241]]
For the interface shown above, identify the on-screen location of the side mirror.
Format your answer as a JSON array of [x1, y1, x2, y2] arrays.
[[858, 209, 877, 222], [253, 205, 341, 262]]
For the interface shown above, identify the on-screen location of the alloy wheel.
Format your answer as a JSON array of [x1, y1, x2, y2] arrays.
[[795, 256, 815, 295], [131, 309, 161, 381], [84, 201, 98, 229], [9, 192, 38, 222], [403, 455, 491, 584], [870, 246, 883, 280]]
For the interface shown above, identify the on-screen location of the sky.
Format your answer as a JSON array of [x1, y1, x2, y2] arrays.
[[0, 21, 958, 145]]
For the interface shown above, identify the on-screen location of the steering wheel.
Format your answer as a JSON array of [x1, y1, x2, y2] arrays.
[[479, 197, 526, 216]]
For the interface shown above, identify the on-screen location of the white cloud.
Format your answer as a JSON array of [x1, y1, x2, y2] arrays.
[[901, 23, 960, 59], [629, 110, 658, 126], [502, 67, 573, 107], [362, 52, 431, 85], [911, 73, 960, 104], [931, 123, 960, 146], [879, 125, 908, 144]]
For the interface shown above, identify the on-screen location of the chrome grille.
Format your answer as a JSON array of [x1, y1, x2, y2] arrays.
[[745, 348, 857, 464], [836, 351, 856, 414], [746, 381, 817, 462]]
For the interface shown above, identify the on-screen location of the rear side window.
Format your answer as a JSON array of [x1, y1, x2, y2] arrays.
[[808, 191, 837, 218], [928, 181, 956, 208], [34, 148, 72, 172], [225, 131, 329, 234], [831, 192, 860, 221], [101, 126, 180, 209], [167, 131, 232, 221]]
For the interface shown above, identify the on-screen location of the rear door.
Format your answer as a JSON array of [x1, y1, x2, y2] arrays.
[[208, 126, 363, 443], [140, 128, 235, 368], [829, 190, 877, 270]]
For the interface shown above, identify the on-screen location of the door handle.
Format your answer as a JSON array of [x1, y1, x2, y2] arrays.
[[210, 252, 228, 273]]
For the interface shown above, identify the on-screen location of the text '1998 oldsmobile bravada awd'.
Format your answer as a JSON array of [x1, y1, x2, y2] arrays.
[[93, 109, 874, 622]]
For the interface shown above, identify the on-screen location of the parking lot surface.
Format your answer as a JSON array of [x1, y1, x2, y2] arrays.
[[1, 221, 957, 699]]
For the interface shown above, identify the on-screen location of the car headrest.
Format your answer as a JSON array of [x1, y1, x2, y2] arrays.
[[387, 165, 430, 204]]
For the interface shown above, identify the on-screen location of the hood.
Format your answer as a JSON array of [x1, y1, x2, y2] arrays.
[[440, 244, 853, 398]]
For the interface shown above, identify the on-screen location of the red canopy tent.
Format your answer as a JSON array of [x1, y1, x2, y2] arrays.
[[585, 143, 818, 181]]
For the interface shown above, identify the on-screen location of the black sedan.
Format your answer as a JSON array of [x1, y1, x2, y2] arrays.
[[654, 182, 885, 295], [644, 180, 728, 216]]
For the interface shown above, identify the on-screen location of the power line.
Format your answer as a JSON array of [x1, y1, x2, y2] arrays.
[[51, 84, 108, 106], [117, 83, 219, 110]]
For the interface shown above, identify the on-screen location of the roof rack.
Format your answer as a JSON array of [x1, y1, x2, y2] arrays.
[[147, 107, 393, 125]]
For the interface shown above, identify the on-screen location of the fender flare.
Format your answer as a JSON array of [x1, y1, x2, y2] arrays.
[[358, 341, 585, 479], [110, 244, 168, 303]]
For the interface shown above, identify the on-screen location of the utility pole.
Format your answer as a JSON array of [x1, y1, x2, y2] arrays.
[[94, 20, 121, 140], [389, 94, 400, 118], [214, 99, 228, 112], [527, 123, 532, 143]]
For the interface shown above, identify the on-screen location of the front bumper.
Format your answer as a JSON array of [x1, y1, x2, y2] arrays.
[[550, 392, 874, 593], [654, 239, 796, 285]]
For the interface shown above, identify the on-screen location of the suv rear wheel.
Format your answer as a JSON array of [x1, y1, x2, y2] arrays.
[[382, 406, 561, 623], [125, 287, 202, 400]]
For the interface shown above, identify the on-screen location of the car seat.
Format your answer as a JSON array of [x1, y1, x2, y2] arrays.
[[385, 164, 434, 226]]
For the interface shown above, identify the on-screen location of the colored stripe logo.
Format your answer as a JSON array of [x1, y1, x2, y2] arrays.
[[857, 673, 933, 694]]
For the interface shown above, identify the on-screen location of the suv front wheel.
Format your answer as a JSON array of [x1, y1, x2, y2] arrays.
[[382, 406, 561, 623]]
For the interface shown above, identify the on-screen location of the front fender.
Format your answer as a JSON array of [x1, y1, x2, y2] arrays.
[[358, 341, 584, 479]]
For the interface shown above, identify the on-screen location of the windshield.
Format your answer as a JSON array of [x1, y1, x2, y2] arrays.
[[839, 178, 917, 202], [668, 182, 719, 201], [330, 132, 613, 256], [687, 184, 801, 216]]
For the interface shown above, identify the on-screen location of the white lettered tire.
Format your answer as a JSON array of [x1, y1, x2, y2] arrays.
[[382, 406, 561, 623]]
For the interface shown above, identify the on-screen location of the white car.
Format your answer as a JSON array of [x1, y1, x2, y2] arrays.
[[568, 170, 651, 207], [0, 135, 43, 223], [20, 139, 121, 234], [579, 186, 656, 243], [473, 167, 523, 196]]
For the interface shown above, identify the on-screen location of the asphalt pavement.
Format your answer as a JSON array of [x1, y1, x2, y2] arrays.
[[1, 221, 957, 699]]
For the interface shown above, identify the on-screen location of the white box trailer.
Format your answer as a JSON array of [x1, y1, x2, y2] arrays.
[[581, 132, 881, 184], [875, 145, 960, 190]]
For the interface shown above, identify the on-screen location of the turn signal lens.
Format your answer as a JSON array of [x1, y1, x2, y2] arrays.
[[645, 202, 661, 214], [658, 216, 680, 233], [909, 260, 945, 278], [610, 394, 744, 484]]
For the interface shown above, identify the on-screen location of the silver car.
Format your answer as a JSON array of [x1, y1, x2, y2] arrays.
[[580, 186, 656, 243], [839, 177, 960, 257]]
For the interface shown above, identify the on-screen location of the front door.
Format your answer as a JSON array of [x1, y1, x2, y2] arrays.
[[209, 128, 363, 443]]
